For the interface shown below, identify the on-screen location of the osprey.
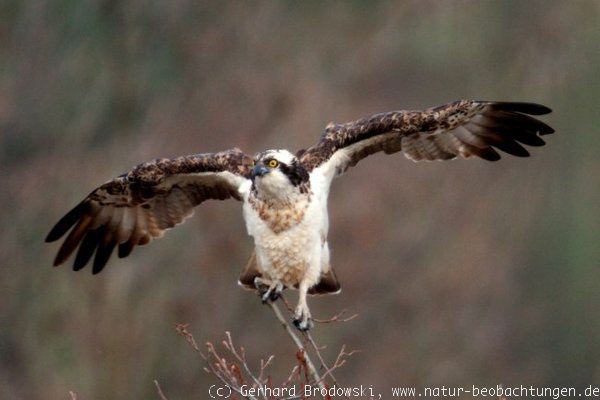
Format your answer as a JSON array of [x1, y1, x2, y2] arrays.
[[47, 100, 554, 330]]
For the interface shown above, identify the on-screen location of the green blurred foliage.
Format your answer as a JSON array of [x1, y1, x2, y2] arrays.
[[0, 1, 599, 399]]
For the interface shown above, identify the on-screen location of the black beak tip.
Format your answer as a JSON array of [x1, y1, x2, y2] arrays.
[[252, 165, 269, 178]]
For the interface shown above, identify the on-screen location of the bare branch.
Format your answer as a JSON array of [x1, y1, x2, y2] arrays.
[[258, 355, 275, 383], [315, 344, 359, 386], [279, 296, 357, 324], [267, 300, 327, 392], [154, 380, 169, 400], [173, 295, 359, 400], [175, 324, 203, 355], [176, 324, 259, 400], [313, 309, 359, 324], [223, 331, 267, 399], [282, 365, 300, 388], [305, 332, 339, 384]]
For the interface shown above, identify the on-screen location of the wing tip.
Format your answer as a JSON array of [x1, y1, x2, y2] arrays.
[[489, 101, 552, 115], [539, 125, 555, 135], [52, 249, 71, 267], [45, 202, 88, 242], [476, 146, 502, 162], [117, 241, 135, 258]]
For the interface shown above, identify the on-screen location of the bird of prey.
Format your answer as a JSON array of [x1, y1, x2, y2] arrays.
[[46, 100, 554, 330]]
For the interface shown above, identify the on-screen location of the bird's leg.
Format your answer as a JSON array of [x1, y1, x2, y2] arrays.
[[261, 281, 284, 303], [293, 281, 313, 331], [254, 276, 271, 297], [254, 277, 283, 303]]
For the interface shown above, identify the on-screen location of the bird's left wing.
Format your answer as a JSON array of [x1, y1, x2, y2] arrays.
[[46, 148, 254, 274], [298, 100, 554, 178]]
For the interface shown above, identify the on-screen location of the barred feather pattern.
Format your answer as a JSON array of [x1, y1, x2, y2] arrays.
[[46, 148, 253, 274], [298, 100, 553, 174]]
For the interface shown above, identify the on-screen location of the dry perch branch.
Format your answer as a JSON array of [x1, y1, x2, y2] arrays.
[[159, 294, 357, 399], [154, 380, 169, 400]]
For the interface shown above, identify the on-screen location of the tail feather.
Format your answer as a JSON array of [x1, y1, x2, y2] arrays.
[[238, 251, 261, 290], [309, 266, 341, 295], [238, 251, 342, 295]]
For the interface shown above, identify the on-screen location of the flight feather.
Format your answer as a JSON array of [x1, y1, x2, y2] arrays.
[[46, 148, 253, 273], [298, 100, 553, 176]]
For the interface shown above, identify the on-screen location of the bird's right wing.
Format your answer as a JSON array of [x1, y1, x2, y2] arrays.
[[46, 148, 254, 274], [298, 100, 554, 179]]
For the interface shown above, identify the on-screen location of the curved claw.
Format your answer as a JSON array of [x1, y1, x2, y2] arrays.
[[255, 278, 284, 304], [266, 289, 281, 303], [293, 316, 313, 331], [293, 304, 313, 331]]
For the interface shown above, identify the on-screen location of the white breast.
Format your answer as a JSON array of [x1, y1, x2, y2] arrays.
[[240, 171, 330, 288]]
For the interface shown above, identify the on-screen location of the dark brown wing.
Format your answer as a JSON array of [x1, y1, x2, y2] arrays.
[[298, 100, 554, 176], [46, 148, 253, 274]]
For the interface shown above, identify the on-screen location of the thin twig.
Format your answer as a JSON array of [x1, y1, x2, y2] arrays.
[[154, 380, 169, 400], [258, 355, 275, 384], [268, 300, 327, 392], [314, 344, 359, 386], [279, 296, 357, 390], [282, 365, 300, 388], [176, 324, 259, 400], [175, 297, 357, 400], [313, 309, 359, 324], [279, 296, 357, 324], [223, 331, 268, 400], [305, 332, 339, 384]]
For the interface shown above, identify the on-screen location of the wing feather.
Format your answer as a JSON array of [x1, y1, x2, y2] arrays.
[[93, 233, 117, 274], [47, 148, 253, 273], [74, 228, 103, 271], [298, 100, 553, 177], [53, 214, 94, 266], [45, 201, 88, 242], [116, 208, 136, 243], [118, 241, 135, 259]]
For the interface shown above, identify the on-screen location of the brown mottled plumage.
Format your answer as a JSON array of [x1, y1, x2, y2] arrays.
[[47, 99, 553, 330], [298, 100, 553, 173], [48, 101, 554, 274], [247, 192, 312, 234], [46, 148, 253, 274]]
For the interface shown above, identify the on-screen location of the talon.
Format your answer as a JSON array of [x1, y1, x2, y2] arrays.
[[257, 279, 283, 304], [269, 290, 281, 302], [293, 318, 302, 330], [293, 305, 313, 331], [261, 289, 272, 304], [257, 287, 269, 302], [254, 277, 270, 303], [269, 282, 284, 302], [292, 316, 313, 331], [253, 277, 264, 290]]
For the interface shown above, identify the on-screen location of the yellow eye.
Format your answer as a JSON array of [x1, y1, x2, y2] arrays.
[[267, 159, 279, 168]]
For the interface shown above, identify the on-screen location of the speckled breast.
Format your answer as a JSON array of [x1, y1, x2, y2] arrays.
[[259, 233, 312, 287], [244, 189, 321, 288]]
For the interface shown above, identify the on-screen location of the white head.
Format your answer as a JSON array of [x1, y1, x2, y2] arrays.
[[251, 149, 309, 201]]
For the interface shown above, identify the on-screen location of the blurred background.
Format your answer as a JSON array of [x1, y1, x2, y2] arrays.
[[1, 1, 599, 399]]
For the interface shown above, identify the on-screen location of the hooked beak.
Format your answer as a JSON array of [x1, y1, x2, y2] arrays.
[[252, 164, 269, 179]]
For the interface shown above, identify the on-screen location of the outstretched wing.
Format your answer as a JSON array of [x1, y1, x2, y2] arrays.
[[298, 100, 554, 177], [46, 148, 253, 274]]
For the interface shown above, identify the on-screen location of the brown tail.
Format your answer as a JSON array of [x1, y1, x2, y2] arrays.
[[238, 251, 261, 290], [309, 265, 342, 295]]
